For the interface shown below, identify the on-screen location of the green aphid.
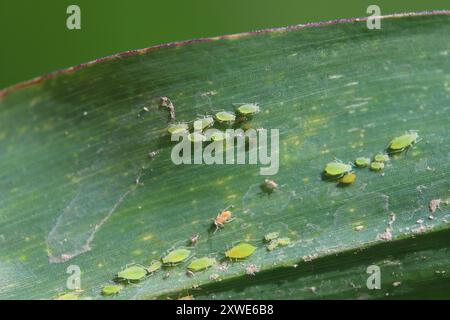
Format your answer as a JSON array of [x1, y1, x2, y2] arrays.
[[373, 153, 390, 163], [266, 240, 279, 251], [338, 172, 356, 185], [324, 161, 353, 177], [167, 123, 189, 135], [277, 237, 291, 246], [225, 243, 256, 260], [117, 265, 147, 281], [388, 131, 420, 153], [101, 285, 122, 296], [193, 116, 214, 131], [187, 257, 216, 272], [187, 132, 206, 143], [354, 157, 370, 168], [162, 248, 191, 265], [147, 260, 162, 274], [264, 232, 280, 242], [236, 103, 260, 116], [370, 161, 385, 171], [55, 292, 80, 300], [215, 111, 236, 124]]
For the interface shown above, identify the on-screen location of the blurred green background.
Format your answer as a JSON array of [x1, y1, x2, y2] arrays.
[[1, 0, 448, 89]]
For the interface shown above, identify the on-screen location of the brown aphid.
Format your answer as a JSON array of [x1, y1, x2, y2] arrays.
[[261, 179, 278, 194], [213, 205, 234, 233], [159, 96, 176, 120]]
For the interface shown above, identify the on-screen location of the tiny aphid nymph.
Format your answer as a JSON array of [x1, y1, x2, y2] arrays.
[[388, 131, 420, 153], [147, 260, 162, 273], [266, 240, 279, 251], [117, 265, 147, 282], [215, 111, 236, 124], [264, 232, 280, 242], [338, 172, 356, 185], [214, 205, 234, 233], [370, 161, 385, 171], [101, 285, 122, 296], [162, 248, 191, 265], [225, 243, 256, 260], [324, 161, 353, 178], [236, 103, 260, 116], [167, 123, 189, 135], [374, 153, 390, 163], [277, 237, 291, 246], [187, 257, 216, 272], [193, 116, 214, 131], [354, 157, 370, 168]]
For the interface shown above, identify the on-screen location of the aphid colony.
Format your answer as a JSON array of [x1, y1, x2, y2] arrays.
[[59, 126, 421, 299], [59, 104, 422, 300], [89, 196, 294, 298], [165, 102, 260, 142], [97, 242, 259, 296], [96, 200, 287, 298], [323, 131, 421, 186]]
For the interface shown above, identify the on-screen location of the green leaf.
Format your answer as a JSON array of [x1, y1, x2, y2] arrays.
[[0, 12, 449, 299]]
